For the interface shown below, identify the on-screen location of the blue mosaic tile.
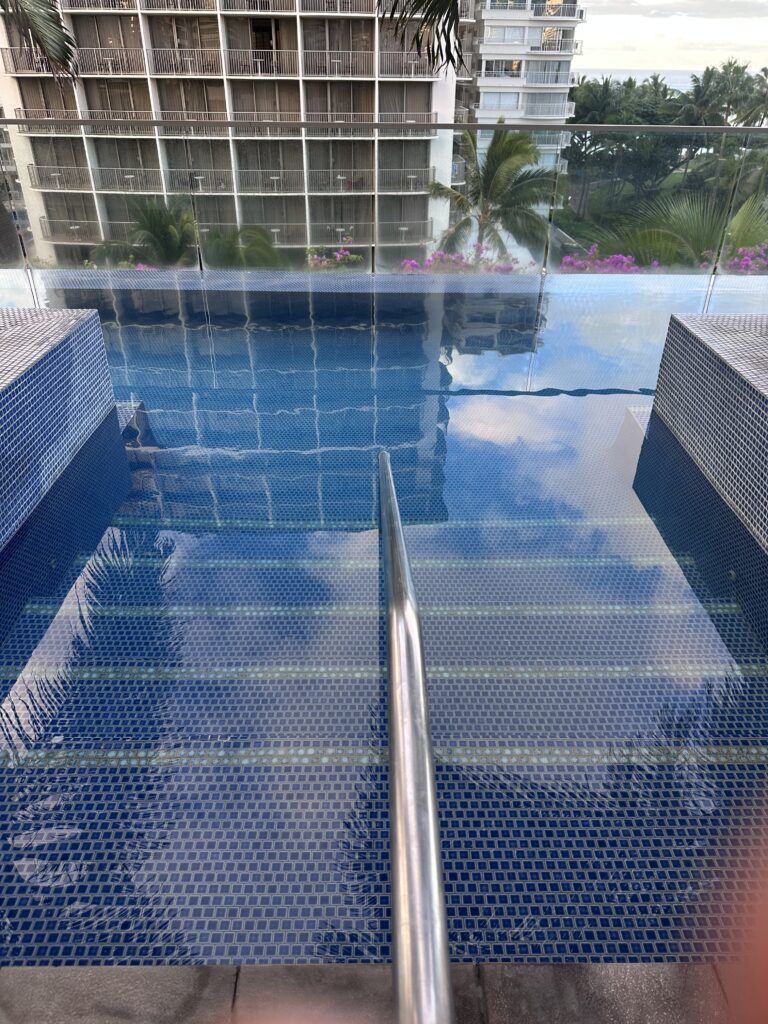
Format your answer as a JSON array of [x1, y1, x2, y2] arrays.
[[0, 287, 766, 965]]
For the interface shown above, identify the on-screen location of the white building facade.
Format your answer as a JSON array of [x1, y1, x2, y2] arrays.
[[473, 0, 584, 165], [0, 0, 474, 268]]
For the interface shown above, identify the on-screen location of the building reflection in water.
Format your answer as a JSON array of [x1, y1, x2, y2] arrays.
[[44, 284, 546, 528]]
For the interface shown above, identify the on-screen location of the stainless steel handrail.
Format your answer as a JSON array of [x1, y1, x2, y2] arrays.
[[378, 450, 454, 1024]]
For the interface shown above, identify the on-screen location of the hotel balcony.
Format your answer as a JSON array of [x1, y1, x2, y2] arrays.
[[84, 109, 156, 134], [302, 50, 375, 76], [141, 0, 217, 9], [39, 217, 101, 243], [378, 51, 436, 77], [15, 108, 82, 133], [378, 167, 435, 191], [165, 167, 235, 191], [219, 0, 296, 9], [520, 99, 575, 118], [225, 49, 300, 75], [159, 110, 230, 136], [300, 0, 377, 12], [78, 47, 147, 74], [28, 165, 92, 190], [378, 112, 438, 136], [231, 111, 302, 136], [525, 69, 579, 85], [306, 167, 375, 191], [92, 166, 164, 191], [236, 168, 306, 192], [1, 48, 52, 73], [309, 221, 374, 245], [59, 0, 136, 7], [149, 48, 222, 75], [485, 0, 585, 15], [378, 219, 433, 242], [382, 0, 474, 16], [528, 37, 583, 53], [260, 222, 308, 245]]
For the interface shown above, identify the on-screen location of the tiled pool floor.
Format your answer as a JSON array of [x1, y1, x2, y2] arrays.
[[0, 283, 766, 964]]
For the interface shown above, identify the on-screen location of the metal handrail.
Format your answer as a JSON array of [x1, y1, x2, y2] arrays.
[[378, 450, 454, 1024]]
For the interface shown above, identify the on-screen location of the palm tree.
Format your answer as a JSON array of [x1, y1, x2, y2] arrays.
[[675, 67, 725, 127], [591, 192, 768, 267], [90, 198, 284, 269], [201, 225, 286, 269], [740, 67, 768, 127], [429, 129, 557, 257], [2, 0, 77, 77]]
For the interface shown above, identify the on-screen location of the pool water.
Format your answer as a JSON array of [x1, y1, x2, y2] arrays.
[[0, 278, 767, 964]]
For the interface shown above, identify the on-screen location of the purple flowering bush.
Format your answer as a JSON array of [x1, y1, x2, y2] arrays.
[[400, 244, 535, 274], [701, 244, 768, 274], [560, 244, 659, 274], [307, 244, 364, 270]]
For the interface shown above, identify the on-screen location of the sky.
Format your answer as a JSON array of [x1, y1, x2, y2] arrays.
[[571, 0, 768, 81]]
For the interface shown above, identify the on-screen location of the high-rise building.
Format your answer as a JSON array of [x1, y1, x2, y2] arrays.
[[0, 1, 475, 269], [472, 0, 584, 166]]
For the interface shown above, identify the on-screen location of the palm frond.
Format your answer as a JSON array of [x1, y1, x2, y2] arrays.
[[380, 0, 463, 72], [2, 0, 77, 78], [436, 215, 472, 253]]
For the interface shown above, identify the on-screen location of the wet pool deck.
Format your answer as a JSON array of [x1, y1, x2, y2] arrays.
[[0, 964, 728, 1023]]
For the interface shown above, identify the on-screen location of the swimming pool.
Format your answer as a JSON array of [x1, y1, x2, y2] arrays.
[[0, 275, 767, 964]]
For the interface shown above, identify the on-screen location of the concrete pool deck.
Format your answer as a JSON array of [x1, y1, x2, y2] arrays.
[[0, 963, 728, 1023]]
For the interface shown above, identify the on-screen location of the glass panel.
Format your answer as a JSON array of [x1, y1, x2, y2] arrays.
[[380, 126, 556, 276]]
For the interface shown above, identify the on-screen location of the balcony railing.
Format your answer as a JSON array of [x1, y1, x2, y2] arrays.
[[225, 49, 299, 75], [487, 0, 583, 12], [309, 221, 373, 244], [378, 167, 435, 191], [523, 99, 575, 117], [232, 110, 302, 135], [15, 107, 81, 132], [78, 47, 146, 74], [379, 51, 435, 77], [28, 165, 92, 189], [149, 48, 222, 74], [237, 168, 305, 191], [525, 69, 576, 85], [92, 166, 164, 191], [260, 222, 308, 245], [532, 2, 584, 16], [303, 50, 375, 76], [165, 167, 234, 191], [84, 109, 155, 134], [529, 37, 582, 52], [379, 111, 438, 135], [220, 0, 296, 8], [307, 167, 375, 191], [301, 0, 376, 10], [378, 219, 432, 243], [480, 68, 522, 79], [40, 217, 101, 243], [305, 111, 374, 135], [160, 109, 230, 135], [1, 48, 52, 73], [141, 0, 216, 8], [60, 0, 136, 7]]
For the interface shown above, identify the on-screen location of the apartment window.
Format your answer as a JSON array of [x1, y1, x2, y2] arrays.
[[483, 59, 522, 78], [480, 91, 520, 110], [485, 26, 524, 43]]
